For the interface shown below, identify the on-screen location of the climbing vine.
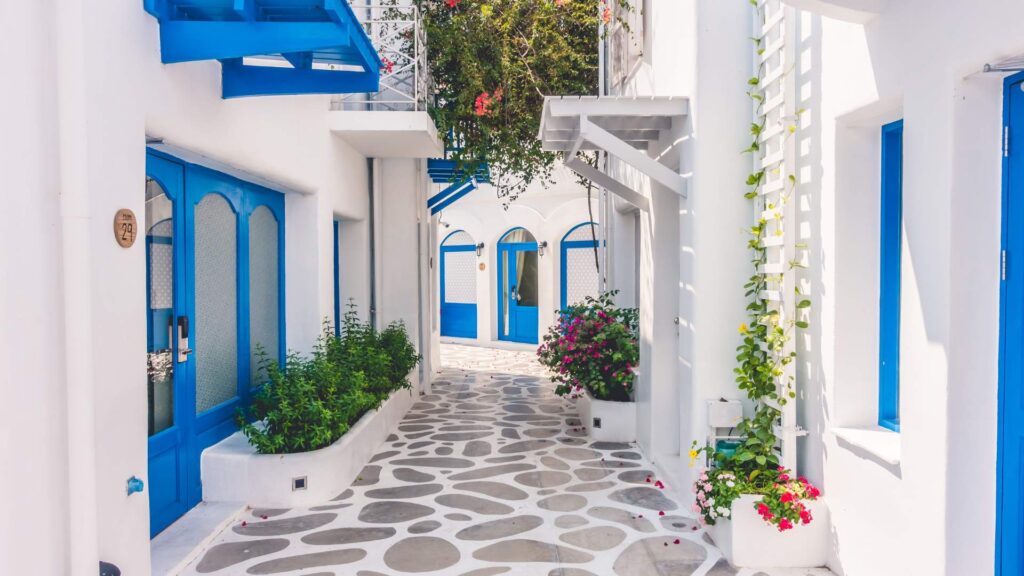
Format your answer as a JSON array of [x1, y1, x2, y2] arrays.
[[694, 1, 809, 481], [414, 0, 632, 202]]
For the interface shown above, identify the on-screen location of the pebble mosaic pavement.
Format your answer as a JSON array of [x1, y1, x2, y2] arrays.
[[182, 344, 835, 576]]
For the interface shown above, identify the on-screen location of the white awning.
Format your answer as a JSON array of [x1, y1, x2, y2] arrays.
[[539, 96, 689, 212], [329, 111, 444, 158]]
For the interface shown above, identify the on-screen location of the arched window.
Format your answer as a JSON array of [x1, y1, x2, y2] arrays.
[[561, 222, 601, 309], [440, 230, 478, 338]]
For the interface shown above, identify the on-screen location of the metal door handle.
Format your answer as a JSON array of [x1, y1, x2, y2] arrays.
[[176, 316, 192, 363]]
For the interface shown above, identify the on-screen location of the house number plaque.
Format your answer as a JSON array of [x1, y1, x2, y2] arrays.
[[114, 209, 138, 248]]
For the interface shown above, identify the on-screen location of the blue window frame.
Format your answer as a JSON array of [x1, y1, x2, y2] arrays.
[[878, 119, 903, 432]]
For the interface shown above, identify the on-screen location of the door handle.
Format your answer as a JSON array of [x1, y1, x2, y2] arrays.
[[176, 316, 193, 363]]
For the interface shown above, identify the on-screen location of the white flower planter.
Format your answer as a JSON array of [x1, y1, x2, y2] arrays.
[[708, 494, 830, 568], [201, 388, 414, 508], [575, 388, 636, 443]]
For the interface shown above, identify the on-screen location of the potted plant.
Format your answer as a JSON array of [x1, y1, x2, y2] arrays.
[[688, 454, 829, 568], [537, 292, 638, 442]]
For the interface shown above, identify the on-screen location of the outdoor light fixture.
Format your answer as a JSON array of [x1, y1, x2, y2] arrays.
[[476, 242, 485, 256], [538, 241, 548, 256]]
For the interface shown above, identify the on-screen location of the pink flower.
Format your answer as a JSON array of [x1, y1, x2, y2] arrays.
[[778, 518, 794, 531]]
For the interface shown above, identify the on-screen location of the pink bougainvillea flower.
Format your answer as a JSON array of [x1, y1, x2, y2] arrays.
[[381, 57, 395, 74], [445, 0, 459, 7], [658, 510, 666, 517]]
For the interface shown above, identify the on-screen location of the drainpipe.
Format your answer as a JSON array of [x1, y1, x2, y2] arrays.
[[415, 159, 429, 394], [56, 0, 100, 572], [368, 158, 378, 327]]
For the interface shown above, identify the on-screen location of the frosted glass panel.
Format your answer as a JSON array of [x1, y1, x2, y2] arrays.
[[565, 223, 598, 242], [249, 206, 279, 387], [566, 248, 600, 306], [194, 194, 238, 413], [444, 251, 476, 304], [146, 178, 174, 436], [443, 230, 474, 246]]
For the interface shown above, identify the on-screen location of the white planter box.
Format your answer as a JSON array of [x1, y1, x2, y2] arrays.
[[201, 388, 414, 508], [708, 494, 830, 568], [576, 388, 636, 443]]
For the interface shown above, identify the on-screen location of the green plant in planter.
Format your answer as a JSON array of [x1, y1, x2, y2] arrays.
[[380, 320, 422, 388], [537, 291, 638, 402]]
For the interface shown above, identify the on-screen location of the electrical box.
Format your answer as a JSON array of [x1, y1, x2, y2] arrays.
[[707, 399, 743, 428]]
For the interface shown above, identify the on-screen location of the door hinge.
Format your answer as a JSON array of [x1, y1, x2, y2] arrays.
[[1005, 126, 1011, 158], [1003, 249, 1008, 281]]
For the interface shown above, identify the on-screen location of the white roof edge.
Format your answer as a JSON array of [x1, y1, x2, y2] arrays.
[[147, 141, 313, 195]]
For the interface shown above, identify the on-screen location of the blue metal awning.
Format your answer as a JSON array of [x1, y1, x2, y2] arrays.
[[145, 0, 380, 98], [427, 159, 490, 184]]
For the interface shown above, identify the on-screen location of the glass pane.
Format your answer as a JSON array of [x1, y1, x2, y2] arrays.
[[502, 251, 510, 336], [444, 251, 477, 304], [249, 206, 279, 387], [146, 178, 174, 436], [517, 250, 539, 307], [194, 194, 238, 413], [565, 223, 598, 243], [566, 247, 600, 306]]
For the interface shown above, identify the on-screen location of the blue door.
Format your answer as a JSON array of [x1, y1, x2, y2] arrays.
[[999, 72, 1024, 576], [146, 150, 285, 536], [497, 228, 539, 344], [440, 230, 478, 338]]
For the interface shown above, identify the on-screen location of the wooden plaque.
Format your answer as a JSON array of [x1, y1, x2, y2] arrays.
[[114, 209, 138, 248], [479, 262, 486, 271]]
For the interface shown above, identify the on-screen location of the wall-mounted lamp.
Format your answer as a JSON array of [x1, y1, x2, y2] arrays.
[[538, 241, 549, 257], [476, 242, 485, 257]]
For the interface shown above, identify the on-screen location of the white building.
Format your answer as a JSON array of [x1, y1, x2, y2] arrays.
[[545, 0, 1024, 574], [3, 2, 438, 574]]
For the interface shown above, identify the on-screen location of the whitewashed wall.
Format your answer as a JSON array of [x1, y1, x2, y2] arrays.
[[437, 166, 599, 348], [789, 2, 1024, 574], [1, 3, 433, 574]]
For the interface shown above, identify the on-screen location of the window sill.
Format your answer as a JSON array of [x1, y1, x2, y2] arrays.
[[831, 425, 901, 466]]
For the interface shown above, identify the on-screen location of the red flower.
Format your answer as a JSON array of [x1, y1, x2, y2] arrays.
[[381, 57, 395, 74], [800, 509, 813, 524], [654, 480, 665, 489], [658, 511, 665, 516], [445, 0, 459, 7], [778, 518, 794, 531], [757, 503, 770, 517], [780, 492, 794, 504], [673, 538, 681, 544]]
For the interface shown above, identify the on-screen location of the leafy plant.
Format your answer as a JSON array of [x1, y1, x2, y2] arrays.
[[691, 462, 821, 532], [537, 291, 638, 402], [237, 304, 421, 454], [415, 0, 632, 203]]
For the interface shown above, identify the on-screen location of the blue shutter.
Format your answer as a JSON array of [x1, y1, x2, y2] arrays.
[[878, 120, 904, 431]]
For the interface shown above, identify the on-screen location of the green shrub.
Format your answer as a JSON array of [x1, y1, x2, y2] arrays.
[[237, 304, 420, 454]]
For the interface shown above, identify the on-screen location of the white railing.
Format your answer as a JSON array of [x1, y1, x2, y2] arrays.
[[331, 2, 429, 112]]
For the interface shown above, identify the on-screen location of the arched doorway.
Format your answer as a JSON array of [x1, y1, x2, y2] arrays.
[[440, 230, 478, 338], [560, 222, 601, 310], [497, 227, 539, 344]]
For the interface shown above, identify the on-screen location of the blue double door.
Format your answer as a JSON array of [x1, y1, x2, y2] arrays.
[[497, 242, 539, 344], [145, 151, 284, 536]]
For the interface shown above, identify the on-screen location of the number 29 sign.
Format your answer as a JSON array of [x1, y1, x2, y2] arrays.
[[113, 208, 138, 248]]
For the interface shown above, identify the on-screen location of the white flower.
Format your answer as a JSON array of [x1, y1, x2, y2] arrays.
[[722, 508, 731, 517], [726, 481, 735, 488], [717, 507, 728, 515], [707, 497, 715, 506]]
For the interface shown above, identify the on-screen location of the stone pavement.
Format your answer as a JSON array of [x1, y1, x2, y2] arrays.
[[181, 343, 834, 576]]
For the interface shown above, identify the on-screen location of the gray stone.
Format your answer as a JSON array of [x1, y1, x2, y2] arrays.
[[384, 537, 461, 573], [618, 470, 655, 484], [548, 570, 598, 576], [246, 549, 366, 574], [408, 520, 442, 534], [705, 558, 739, 575], [501, 428, 521, 440], [541, 456, 570, 470], [309, 503, 350, 511], [332, 488, 354, 501], [662, 515, 701, 532], [301, 527, 396, 546], [504, 403, 535, 414], [462, 440, 492, 457], [399, 424, 435, 432], [587, 506, 657, 533], [435, 446, 454, 455], [250, 508, 288, 519], [233, 513, 336, 536], [575, 468, 615, 481], [554, 447, 602, 461], [454, 481, 529, 500], [609, 487, 679, 511], [498, 439, 557, 454], [394, 468, 435, 483], [449, 463, 535, 481], [472, 539, 594, 564], [483, 455, 526, 463], [566, 481, 617, 492], [455, 515, 544, 540], [583, 459, 641, 469], [513, 470, 572, 488], [435, 494, 515, 515], [391, 457, 475, 468], [537, 494, 587, 512], [590, 442, 633, 451], [370, 450, 401, 463], [357, 501, 434, 524], [431, 431, 494, 441], [612, 536, 707, 576], [352, 465, 382, 486], [445, 513, 472, 521], [439, 424, 492, 431], [559, 526, 627, 551], [554, 514, 588, 529], [365, 483, 443, 500], [612, 451, 642, 460], [408, 441, 434, 449], [458, 568, 511, 576], [194, 538, 290, 573], [523, 428, 560, 438]]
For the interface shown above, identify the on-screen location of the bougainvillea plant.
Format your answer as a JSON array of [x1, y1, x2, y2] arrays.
[[537, 291, 638, 402], [415, 0, 632, 203]]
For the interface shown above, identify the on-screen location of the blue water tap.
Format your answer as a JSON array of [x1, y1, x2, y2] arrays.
[[126, 476, 145, 496]]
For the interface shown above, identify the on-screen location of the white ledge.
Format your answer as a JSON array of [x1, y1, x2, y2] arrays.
[[832, 425, 901, 466]]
